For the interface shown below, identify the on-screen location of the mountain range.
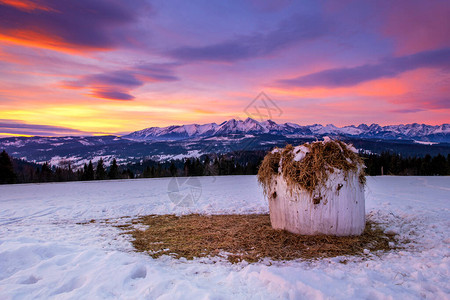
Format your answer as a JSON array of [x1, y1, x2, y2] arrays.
[[1, 118, 449, 169], [124, 118, 450, 142]]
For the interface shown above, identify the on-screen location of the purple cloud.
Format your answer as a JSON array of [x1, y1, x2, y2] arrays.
[[62, 63, 179, 101], [168, 14, 330, 62], [0, 119, 87, 136], [90, 89, 136, 101], [86, 71, 143, 89], [277, 47, 450, 87]]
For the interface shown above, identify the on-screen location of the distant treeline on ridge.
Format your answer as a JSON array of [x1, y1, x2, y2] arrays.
[[0, 149, 449, 184]]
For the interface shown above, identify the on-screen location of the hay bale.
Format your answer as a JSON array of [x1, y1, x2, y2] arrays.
[[258, 138, 366, 236]]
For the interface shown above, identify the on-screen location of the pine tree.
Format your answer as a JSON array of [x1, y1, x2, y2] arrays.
[[122, 168, 134, 179], [447, 154, 450, 175], [431, 154, 446, 175], [184, 159, 191, 176], [213, 157, 220, 175], [143, 166, 152, 178], [108, 158, 120, 179], [85, 160, 95, 180], [156, 164, 162, 177], [421, 154, 432, 175], [194, 158, 203, 176], [81, 163, 88, 180], [96, 158, 107, 180], [150, 166, 155, 177], [0, 150, 17, 184], [169, 161, 177, 176], [40, 162, 53, 182], [67, 163, 76, 181], [203, 156, 213, 176]]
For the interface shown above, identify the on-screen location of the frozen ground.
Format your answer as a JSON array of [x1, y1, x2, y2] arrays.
[[0, 176, 449, 299]]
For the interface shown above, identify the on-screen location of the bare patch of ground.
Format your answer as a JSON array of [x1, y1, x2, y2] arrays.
[[119, 214, 398, 263]]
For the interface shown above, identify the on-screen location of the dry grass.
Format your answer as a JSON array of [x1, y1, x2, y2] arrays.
[[257, 150, 281, 193], [120, 214, 397, 263], [257, 140, 366, 198]]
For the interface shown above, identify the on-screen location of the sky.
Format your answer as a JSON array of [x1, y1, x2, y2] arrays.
[[0, 0, 449, 137]]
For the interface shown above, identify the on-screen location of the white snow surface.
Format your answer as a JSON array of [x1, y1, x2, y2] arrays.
[[293, 145, 310, 161], [414, 140, 439, 145], [0, 176, 449, 299]]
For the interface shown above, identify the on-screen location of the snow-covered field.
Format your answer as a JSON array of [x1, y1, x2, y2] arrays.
[[0, 176, 449, 299]]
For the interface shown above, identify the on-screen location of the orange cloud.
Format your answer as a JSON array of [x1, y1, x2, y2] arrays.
[[0, 0, 54, 12], [0, 30, 109, 55], [0, 0, 148, 56], [193, 108, 216, 114]]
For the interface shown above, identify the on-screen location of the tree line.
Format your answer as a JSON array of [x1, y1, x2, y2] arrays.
[[363, 152, 449, 176], [139, 155, 260, 178], [1, 149, 449, 184], [0, 150, 134, 184]]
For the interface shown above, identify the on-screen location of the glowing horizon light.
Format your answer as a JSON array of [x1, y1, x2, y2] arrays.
[[0, 132, 34, 137]]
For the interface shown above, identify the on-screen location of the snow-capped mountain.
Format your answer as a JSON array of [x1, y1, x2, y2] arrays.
[[124, 118, 450, 142], [1, 119, 449, 168], [127, 123, 220, 141]]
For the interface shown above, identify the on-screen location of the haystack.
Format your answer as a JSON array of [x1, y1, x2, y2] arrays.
[[257, 138, 366, 236]]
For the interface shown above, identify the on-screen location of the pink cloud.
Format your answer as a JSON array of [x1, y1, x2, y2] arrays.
[[382, 0, 450, 55]]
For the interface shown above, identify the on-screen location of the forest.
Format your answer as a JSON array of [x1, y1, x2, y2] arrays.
[[1, 149, 449, 184]]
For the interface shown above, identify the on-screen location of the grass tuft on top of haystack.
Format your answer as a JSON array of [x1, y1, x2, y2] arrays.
[[257, 139, 365, 196]]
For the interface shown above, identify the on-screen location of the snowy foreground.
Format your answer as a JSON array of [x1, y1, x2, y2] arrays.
[[0, 176, 449, 299]]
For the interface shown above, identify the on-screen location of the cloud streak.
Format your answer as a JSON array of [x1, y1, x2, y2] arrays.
[[169, 14, 330, 62], [0, 119, 87, 136], [277, 48, 450, 87]]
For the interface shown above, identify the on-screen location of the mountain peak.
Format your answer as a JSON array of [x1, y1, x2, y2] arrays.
[[243, 117, 256, 122]]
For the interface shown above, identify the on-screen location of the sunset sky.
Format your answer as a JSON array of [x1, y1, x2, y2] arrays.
[[0, 0, 449, 137]]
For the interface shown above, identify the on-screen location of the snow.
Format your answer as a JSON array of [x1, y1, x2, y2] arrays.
[[124, 123, 219, 140], [310, 124, 340, 135], [78, 139, 93, 146], [414, 140, 438, 145], [271, 148, 280, 154], [41, 155, 114, 170], [0, 176, 449, 299], [347, 144, 358, 153], [293, 145, 310, 161], [291, 138, 357, 162], [340, 126, 363, 136], [121, 118, 450, 142], [153, 150, 203, 162], [1, 139, 26, 147]]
